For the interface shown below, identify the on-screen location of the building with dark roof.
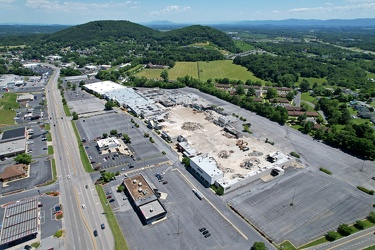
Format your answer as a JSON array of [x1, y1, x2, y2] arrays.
[[123, 174, 167, 225], [0, 164, 27, 182], [1, 127, 26, 143]]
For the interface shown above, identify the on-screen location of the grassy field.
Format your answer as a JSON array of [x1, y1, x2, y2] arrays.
[[135, 60, 264, 83], [366, 71, 375, 79], [96, 185, 129, 250], [0, 93, 19, 127], [234, 40, 255, 52], [301, 92, 317, 103], [198, 60, 264, 82]]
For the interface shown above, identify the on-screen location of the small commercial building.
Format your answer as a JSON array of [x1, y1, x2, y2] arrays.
[[124, 174, 167, 225], [0, 197, 39, 247], [96, 138, 121, 151], [0, 164, 27, 182], [16, 93, 34, 103], [0, 139, 27, 158], [189, 155, 224, 186], [1, 127, 27, 143]]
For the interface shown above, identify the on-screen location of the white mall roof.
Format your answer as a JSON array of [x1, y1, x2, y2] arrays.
[[190, 155, 223, 177]]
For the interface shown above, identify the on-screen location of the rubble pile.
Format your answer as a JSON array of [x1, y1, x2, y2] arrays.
[[240, 158, 261, 170], [181, 122, 203, 131], [248, 150, 263, 157], [217, 164, 234, 173], [218, 150, 233, 158], [231, 173, 245, 179]]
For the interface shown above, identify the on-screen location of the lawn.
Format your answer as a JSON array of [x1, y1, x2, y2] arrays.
[[300, 92, 317, 103], [135, 60, 264, 83], [71, 121, 93, 173], [234, 40, 255, 52], [96, 185, 129, 250], [198, 60, 264, 82], [0, 93, 19, 127], [351, 118, 372, 126]]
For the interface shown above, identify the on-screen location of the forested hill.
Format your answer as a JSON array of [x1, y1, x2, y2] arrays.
[[39, 20, 237, 52], [161, 25, 239, 52], [45, 20, 159, 45]]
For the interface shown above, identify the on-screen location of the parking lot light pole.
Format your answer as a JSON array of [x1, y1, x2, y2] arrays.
[[290, 188, 296, 206]]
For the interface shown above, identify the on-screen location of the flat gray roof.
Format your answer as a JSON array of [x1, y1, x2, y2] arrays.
[[0, 197, 38, 245], [0, 139, 26, 157], [139, 200, 166, 220]]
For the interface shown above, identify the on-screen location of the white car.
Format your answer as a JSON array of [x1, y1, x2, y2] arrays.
[[82, 204, 86, 209], [67, 175, 70, 179]]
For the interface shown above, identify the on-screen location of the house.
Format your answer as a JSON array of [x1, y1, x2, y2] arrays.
[[146, 62, 169, 69]]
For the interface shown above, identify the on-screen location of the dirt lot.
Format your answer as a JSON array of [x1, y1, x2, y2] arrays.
[[161, 106, 278, 179]]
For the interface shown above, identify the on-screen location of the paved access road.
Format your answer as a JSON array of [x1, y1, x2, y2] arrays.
[[46, 66, 114, 250]]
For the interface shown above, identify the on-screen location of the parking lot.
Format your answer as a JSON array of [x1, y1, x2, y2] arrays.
[[0, 124, 52, 195], [103, 164, 250, 250], [76, 112, 168, 170]]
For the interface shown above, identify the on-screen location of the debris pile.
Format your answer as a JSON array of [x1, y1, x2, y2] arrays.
[[181, 122, 203, 131], [248, 150, 263, 157], [217, 164, 234, 173], [218, 150, 234, 158], [231, 173, 245, 179], [240, 158, 261, 170]]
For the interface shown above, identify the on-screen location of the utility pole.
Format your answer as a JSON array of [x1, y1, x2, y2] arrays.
[[290, 188, 296, 206]]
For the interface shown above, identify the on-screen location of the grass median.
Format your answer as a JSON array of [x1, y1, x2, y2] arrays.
[[71, 121, 93, 173], [96, 185, 128, 250]]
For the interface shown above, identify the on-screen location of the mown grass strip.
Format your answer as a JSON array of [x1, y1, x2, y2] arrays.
[[96, 185, 128, 250], [71, 121, 93, 172], [48, 145, 54, 155]]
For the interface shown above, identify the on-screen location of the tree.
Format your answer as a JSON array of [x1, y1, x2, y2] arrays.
[[72, 111, 79, 120], [367, 211, 375, 223], [300, 79, 311, 92], [298, 113, 307, 122], [14, 153, 32, 165], [337, 223, 352, 236], [286, 91, 295, 101], [102, 133, 108, 138], [266, 88, 277, 99], [326, 231, 339, 241], [247, 87, 256, 96], [354, 220, 366, 230], [251, 242, 267, 250], [110, 129, 117, 136], [104, 100, 114, 110], [160, 70, 169, 83], [117, 185, 125, 192], [236, 84, 245, 95], [122, 134, 131, 143], [181, 156, 190, 167]]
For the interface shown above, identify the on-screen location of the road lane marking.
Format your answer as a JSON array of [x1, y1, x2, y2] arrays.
[[327, 230, 375, 250], [73, 188, 98, 250]]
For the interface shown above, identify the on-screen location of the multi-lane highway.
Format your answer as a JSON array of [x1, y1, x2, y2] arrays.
[[46, 66, 114, 250]]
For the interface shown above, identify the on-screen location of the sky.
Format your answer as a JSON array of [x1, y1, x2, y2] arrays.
[[0, 0, 375, 25]]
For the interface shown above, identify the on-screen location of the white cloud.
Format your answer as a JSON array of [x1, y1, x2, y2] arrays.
[[0, 0, 15, 9], [25, 0, 139, 13], [288, 2, 375, 13], [150, 5, 191, 15]]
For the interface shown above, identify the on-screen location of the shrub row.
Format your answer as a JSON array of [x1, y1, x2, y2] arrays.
[[357, 186, 374, 195], [319, 167, 332, 175]]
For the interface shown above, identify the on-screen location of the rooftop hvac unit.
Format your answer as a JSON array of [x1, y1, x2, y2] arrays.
[[138, 188, 143, 192], [138, 182, 142, 187], [132, 179, 137, 184], [150, 207, 153, 212]]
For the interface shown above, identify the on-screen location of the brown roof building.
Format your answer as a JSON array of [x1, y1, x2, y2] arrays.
[[0, 164, 27, 182], [288, 111, 320, 117]]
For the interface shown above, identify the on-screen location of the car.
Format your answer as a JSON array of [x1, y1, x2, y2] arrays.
[[89, 156, 92, 160], [82, 204, 86, 209], [85, 185, 88, 189], [101, 223, 105, 230], [202, 230, 209, 235], [93, 230, 98, 237], [38, 203, 43, 207], [67, 175, 70, 179], [109, 199, 115, 203], [162, 181, 168, 185], [129, 165, 134, 169], [106, 191, 112, 195], [121, 168, 125, 171], [204, 233, 211, 238], [372, 177, 375, 181], [106, 195, 112, 199], [199, 227, 206, 232]]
